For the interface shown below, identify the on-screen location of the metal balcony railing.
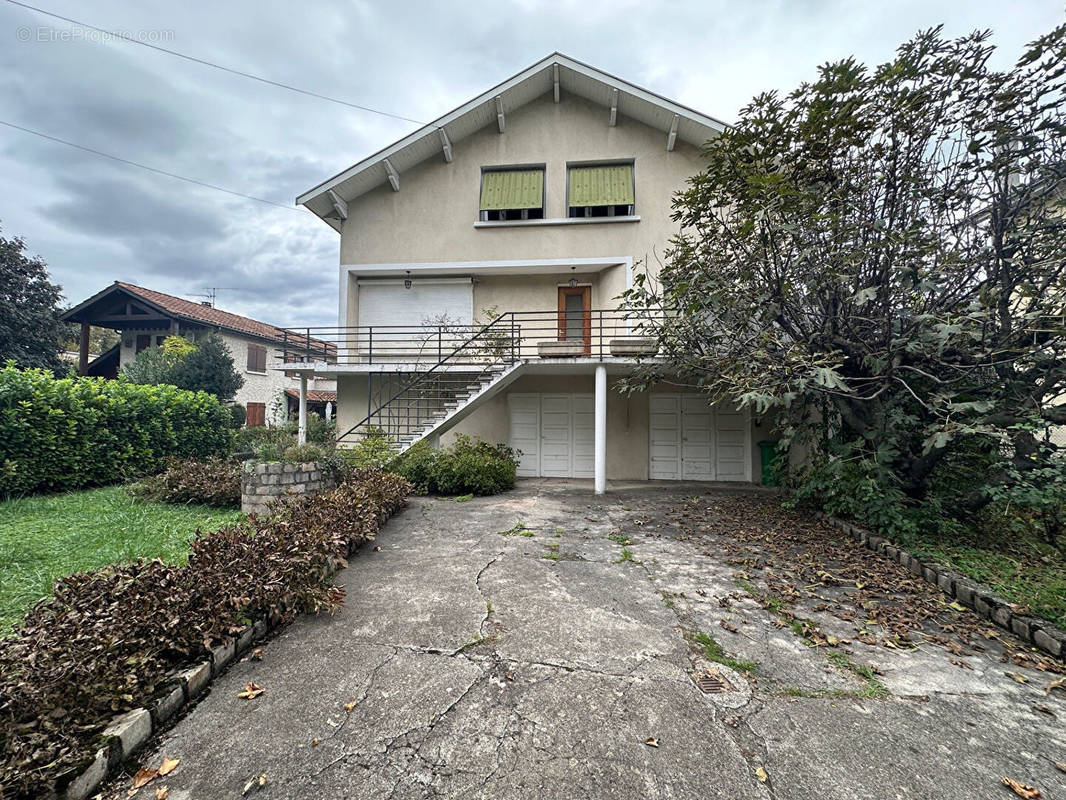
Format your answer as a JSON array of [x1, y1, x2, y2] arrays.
[[280, 308, 667, 449], [280, 308, 666, 367]]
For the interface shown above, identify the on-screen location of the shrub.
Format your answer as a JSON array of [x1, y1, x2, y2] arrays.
[[391, 441, 437, 493], [0, 469, 411, 797], [341, 428, 396, 470], [432, 435, 518, 496], [228, 403, 247, 429], [304, 412, 335, 445], [391, 435, 517, 496], [0, 365, 232, 497], [231, 423, 291, 456], [128, 457, 241, 508], [283, 442, 327, 463]]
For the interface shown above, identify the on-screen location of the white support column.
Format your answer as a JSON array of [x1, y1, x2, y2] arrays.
[[298, 373, 308, 445], [594, 365, 607, 495]]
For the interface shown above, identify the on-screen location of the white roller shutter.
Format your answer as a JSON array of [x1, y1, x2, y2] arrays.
[[357, 278, 473, 328]]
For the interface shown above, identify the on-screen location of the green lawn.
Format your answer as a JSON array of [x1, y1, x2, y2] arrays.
[[0, 486, 242, 633]]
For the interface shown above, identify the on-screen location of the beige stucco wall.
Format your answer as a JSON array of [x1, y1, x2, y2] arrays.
[[336, 372, 774, 483], [337, 92, 706, 326]]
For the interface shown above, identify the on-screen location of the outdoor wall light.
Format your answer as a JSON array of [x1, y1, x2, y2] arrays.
[[568, 277, 578, 288], [404, 279, 412, 289]]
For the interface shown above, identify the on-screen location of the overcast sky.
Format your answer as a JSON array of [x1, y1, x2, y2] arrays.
[[1, 0, 1062, 328]]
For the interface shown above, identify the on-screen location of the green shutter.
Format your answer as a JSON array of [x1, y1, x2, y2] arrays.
[[480, 169, 544, 211], [568, 164, 634, 207]]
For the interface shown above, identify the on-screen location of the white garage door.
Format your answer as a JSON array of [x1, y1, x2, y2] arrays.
[[649, 393, 751, 481], [508, 393, 594, 478], [357, 278, 473, 328]]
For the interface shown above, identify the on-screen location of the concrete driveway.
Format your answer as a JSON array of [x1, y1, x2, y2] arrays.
[[112, 482, 1066, 800]]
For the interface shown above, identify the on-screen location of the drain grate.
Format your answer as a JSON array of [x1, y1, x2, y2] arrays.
[[695, 670, 733, 694]]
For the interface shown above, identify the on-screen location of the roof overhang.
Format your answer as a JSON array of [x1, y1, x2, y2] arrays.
[[297, 53, 728, 230], [61, 283, 174, 328]]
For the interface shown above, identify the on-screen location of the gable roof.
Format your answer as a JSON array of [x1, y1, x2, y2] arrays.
[[297, 52, 728, 229], [62, 281, 310, 347]]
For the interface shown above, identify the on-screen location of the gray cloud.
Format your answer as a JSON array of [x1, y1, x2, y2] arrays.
[[0, 0, 1061, 332]]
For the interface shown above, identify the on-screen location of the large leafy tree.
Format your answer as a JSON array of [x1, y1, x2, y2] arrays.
[[624, 25, 1066, 532], [124, 333, 243, 401], [0, 226, 67, 372], [162, 333, 243, 401]]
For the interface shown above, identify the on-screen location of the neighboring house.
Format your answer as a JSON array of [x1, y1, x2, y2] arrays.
[[293, 53, 775, 491], [62, 282, 336, 427]]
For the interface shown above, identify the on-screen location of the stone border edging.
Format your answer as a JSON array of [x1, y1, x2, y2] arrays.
[[814, 511, 1066, 661], [59, 533, 366, 800]]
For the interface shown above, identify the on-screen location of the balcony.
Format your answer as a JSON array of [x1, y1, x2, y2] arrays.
[[278, 308, 666, 371]]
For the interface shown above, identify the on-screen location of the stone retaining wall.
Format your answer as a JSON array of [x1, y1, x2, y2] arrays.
[[240, 460, 334, 516], [816, 511, 1066, 660]]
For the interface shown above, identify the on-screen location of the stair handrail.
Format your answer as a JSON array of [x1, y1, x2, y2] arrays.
[[337, 311, 517, 442]]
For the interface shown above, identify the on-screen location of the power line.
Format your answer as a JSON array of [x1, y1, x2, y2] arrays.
[[5, 0, 427, 126], [0, 118, 301, 211]]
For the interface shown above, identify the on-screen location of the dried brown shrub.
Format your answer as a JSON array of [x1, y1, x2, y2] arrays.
[[129, 456, 242, 508]]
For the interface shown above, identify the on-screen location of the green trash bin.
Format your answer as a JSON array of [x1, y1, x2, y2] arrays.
[[757, 440, 782, 486]]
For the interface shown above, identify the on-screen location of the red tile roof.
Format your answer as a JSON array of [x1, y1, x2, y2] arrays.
[[115, 282, 293, 344], [284, 389, 337, 403]]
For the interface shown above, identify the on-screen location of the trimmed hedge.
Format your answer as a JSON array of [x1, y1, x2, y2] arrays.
[[0, 468, 410, 797], [0, 366, 232, 497]]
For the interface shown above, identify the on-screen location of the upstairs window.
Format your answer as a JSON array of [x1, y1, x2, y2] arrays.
[[247, 343, 267, 373], [567, 163, 634, 218], [479, 168, 544, 221]]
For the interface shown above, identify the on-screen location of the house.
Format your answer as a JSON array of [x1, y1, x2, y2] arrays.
[[292, 53, 776, 491], [61, 281, 336, 427]]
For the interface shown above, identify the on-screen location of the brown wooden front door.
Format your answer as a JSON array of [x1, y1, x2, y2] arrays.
[[558, 286, 591, 355]]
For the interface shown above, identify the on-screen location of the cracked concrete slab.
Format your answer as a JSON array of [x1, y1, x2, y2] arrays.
[[105, 482, 1066, 800]]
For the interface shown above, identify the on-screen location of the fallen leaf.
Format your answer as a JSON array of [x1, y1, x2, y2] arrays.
[[755, 766, 768, 783], [344, 700, 357, 713], [1007, 672, 1029, 684], [130, 767, 158, 792], [373, 545, 381, 551], [251, 648, 264, 661], [311, 738, 320, 747], [947, 601, 967, 612], [238, 682, 265, 699], [155, 788, 169, 800], [1001, 776, 1041, 798], [1054, 762, 1066, 774], [1045, 678, 1066, 695], [158, 758, 179, 776], [719, 620, 739, 633], [644, 737, 659, 747]]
